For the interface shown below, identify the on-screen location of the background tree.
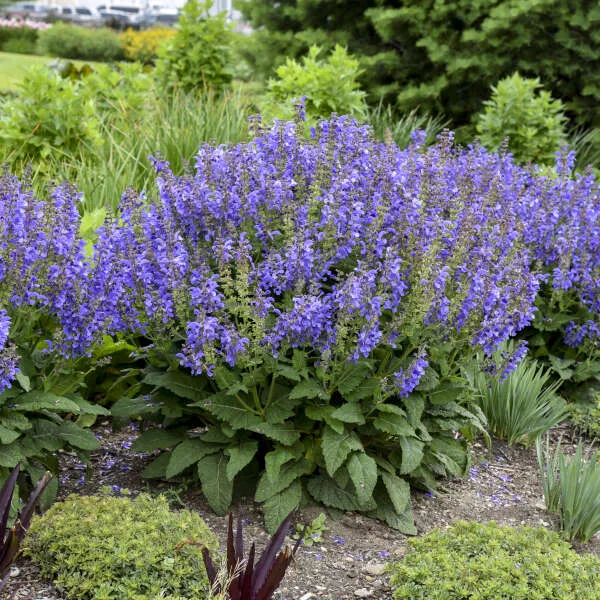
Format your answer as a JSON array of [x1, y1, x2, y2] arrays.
[[238, 0, 600, 129]]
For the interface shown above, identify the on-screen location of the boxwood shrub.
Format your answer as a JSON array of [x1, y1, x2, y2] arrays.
[[388, 520, 600, 599]]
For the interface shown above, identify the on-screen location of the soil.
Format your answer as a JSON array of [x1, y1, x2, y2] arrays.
[[3, 421, 599, 600]]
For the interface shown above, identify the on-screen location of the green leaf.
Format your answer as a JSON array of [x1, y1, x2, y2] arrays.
[[143, 370, 207, 402], [275, 365, 302, 382], [307, 475, 371, 511], [15, 392, 81, 413], [399, 437, 424, 474], [199, 393, 263, 430], [321, 426, 363, 476], [142, 452, 170, 479], [249, 422, 300, 446], [331, 403, 365, 424], [373, 412, 415, 437], [265, 447, 296, 482], [15, 372, 31, 392], [132, 428, 185, 452], [255, 459, 312, 502], [337, 363, 371, 396], [371, 483, 417, 535], [0, 444, 21, 468], [111, 396, 159, 419], [166, 439, 221, 479], [345, 377, 380, 401], [305, 405, 344, 434], [92, 338, 135, 359], [290, 380, 328, 400], [73, 397, 110, 416], [347, 452, 378, 506], [264, 394, 302, 424], [57, 422, 100, 450], [197, 453, 233, 515], [0, 425, 20, 445], [225, 440, 258, 481], [263, 479, 302, 534], [415, 367, 440, 392], [381, 471, 410, 514]]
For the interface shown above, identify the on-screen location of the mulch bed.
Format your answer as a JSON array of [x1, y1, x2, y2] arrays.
[[4, 421, 599, 600]]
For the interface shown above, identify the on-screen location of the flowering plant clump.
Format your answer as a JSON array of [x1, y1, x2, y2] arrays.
[[0, 172, 108, 497], [2, 114, 599, 531], [0, 18, 51, 30], [98, 118, 544, 532]]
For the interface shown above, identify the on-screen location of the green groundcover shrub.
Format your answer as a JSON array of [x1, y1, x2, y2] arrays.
[[388, 520, 600, 600], [24, 492, 218, 599], [37, 23, 123, 62]]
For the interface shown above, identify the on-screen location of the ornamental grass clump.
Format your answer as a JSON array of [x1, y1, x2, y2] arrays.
[[473, 347, 566, 445], [537, 437, 600, 542]]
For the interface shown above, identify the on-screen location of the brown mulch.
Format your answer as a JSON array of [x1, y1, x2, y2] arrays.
[[3, 421, 599, 600]]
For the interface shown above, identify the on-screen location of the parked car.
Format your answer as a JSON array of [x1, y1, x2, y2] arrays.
[[2, 2, 51, 21], [98, 5, 147, 29], [50, 5, 103, 26], [137, 8, 179, 29]]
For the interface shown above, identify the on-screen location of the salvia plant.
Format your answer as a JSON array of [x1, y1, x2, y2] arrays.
[[1, 114, 600, 531], [202, 512, 300, 600]]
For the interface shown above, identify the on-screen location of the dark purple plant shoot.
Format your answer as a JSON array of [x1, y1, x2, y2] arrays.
[[202, 511, 301, 600]]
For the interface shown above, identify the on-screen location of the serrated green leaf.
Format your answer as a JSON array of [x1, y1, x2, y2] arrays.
[[305, 405, 345, 433], [263, 479, 302, 534], [307, 475, 370, 511], [345, 377, 380, 401], [93, 338, 135, 359], [143, 370, 207, 402], [265, 447, 296, 483], [249, 422, 300, 446], [347, 452, 377, 506], [255, 459, 312, 502], [415, 367, 440, 392], [225, 440, 258, 481], [290, 380, 328, 400], [264, 394, 302, 424], [166, 438, 221, 479], [0, 444, 21, 468], [142, 452, 170, 479], [197, 453, 233, 515], [57, 422, 100, 450], [198, 393, 263, 430], [111, 396, 159, 419], [337, 363, 371, 396], [292, 350, 307, 372], [0, 412, 31, 432], [371, 484, 417, 534], [0, 425, 20, 445], [321, 426, 363, 476], [132, 428, 185, 452], [275, 365, 302, 382], [73, 397, 110, 416], [381, 472, 410, 514], [15, 372, 31, 392], [373, 413, 415, 437], [15, 392, 81, 414], [399, 436, 424, 474], [330, 403, 365, 424]]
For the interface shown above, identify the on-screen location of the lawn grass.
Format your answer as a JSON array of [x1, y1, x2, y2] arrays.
[[0, 52, 101, 90]]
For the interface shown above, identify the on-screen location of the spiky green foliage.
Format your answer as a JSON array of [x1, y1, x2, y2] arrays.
[[472, 355, 566, 446], [388, 520, 600, 599], [537, 437, 600, 542], [24, 492, 218, 599]]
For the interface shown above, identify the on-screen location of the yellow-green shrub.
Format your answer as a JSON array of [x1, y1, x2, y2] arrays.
[[120, 27, 176, 64], [25, 492, 218, 599]]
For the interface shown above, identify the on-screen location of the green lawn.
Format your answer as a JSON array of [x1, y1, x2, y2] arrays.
[[0, 52, 101, 90]]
